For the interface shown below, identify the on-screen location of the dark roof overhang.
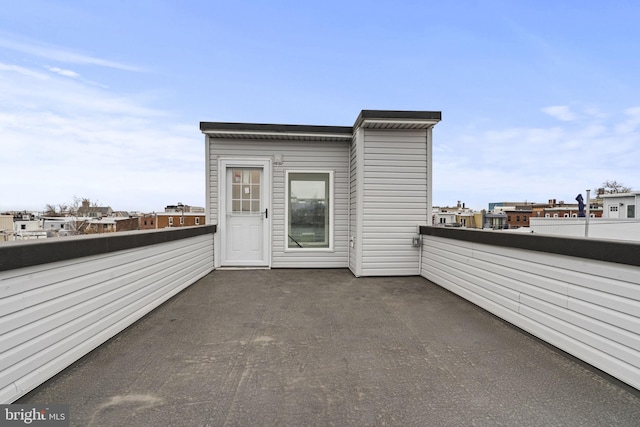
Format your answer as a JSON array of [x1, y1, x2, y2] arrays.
[[200, 122, 353, 141], [200, 110, 442, 141], [354, 110, 442, 130]]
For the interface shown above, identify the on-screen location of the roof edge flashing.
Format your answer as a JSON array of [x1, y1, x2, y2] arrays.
[[200, 109, 442, 138], [200, 121, 352, 136], [203, 129, 353, 140], [354, 110, 442, 130], [358, 118, 441, 129]]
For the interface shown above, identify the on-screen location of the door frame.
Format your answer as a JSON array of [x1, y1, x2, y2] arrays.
[[219, 158, 271, 267]]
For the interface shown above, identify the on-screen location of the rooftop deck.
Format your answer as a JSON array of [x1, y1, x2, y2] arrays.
[[17, 269, 640, 426]]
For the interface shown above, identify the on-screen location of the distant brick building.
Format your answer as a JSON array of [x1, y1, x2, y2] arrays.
[[505, 210, 533, 229], [139, 212, 205, 229], [115, 217, 140, 232], [531, 199, 603, 219], [139, 214, 157, 230]]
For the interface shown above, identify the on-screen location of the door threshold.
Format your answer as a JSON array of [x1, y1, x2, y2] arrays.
[[217, 266, 271, 270]]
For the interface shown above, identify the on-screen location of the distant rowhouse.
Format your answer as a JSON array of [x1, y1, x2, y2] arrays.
[[139, 212, 206, 229], [601, 191, 639, 219]]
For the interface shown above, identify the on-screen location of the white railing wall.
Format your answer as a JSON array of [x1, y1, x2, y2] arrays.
[[529, 217, 640, 241], [0, 226, 215, 403], [420, 227, 640, 390]]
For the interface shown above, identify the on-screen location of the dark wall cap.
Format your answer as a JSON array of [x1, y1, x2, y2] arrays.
[[0, 225, 216, 272], [200, 121, 352, 136], [420, 226, 640, 267]]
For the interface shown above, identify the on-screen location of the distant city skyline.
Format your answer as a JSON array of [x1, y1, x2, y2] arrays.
[[1, 1, 639, 212]]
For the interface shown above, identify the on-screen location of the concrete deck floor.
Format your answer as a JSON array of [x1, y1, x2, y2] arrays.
[[18, 269, 640, 426]]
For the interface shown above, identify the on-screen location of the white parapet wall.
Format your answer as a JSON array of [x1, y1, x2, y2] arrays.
[[420, 227, 640, 391], [0, 226, 215, 403], [529, 217, 640, 241]]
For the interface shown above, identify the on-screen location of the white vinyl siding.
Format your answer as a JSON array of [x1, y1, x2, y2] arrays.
[[208, 139, 349, 268], [349, 133, 361, 274], [421, 235, 640, 390], [359, 129, 427, 276], [0, 233, 214, 403]]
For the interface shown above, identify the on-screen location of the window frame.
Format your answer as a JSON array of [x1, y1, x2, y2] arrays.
[[284, 170, 334, 252]]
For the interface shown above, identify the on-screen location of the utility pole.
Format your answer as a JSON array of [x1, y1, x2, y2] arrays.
[[585, 189, 590, 238], [177, 202, 185, 227]]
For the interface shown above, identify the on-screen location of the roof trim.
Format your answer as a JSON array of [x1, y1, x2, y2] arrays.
[[200, 110, 442, 140], [354, 110, 442, 129], [200, 122, 353, 140], [202, 129, 353, 141], [600, 192, 640, 197]]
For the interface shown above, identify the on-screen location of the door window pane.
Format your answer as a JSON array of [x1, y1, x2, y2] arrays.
[[230, 168, 260, 213], [288, 172, 331, 248]]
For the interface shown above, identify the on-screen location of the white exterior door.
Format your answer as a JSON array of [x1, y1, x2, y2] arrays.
[[608, 204, 620, 219], [220, 160, 270, 266]]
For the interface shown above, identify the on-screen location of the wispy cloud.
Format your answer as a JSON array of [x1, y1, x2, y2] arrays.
[[434, 107, 640, 209], [0, 61, 202, 212], [541, 105, 578, 121], [0, 37, 143, 72], [46, 66, 80, 78], [0, 62, 49, 79], [0, 61, 159, 117], [615, 106, 640, 134]]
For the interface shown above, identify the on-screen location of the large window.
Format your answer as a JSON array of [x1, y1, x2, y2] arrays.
[[286, 171, 333, 250]]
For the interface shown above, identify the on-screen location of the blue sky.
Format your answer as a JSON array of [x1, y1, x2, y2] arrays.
[[1, 1, 638, 212]]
